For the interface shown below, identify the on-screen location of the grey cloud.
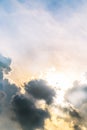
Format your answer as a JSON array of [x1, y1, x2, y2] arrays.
[[0, 54, 18, 105], [0, 54, 11, 76], [0, 55, 20, 130], [11, 94, 50, 130], [1, 54, 86, 130], [25, 79, 55, 105], [65, 81, 87, 107], [63, 81, 87, 130], [73, 125, 82, 130], [59, 105, 83, 130], [0, 91, 6, 102], [63, 106, 81, 120], [0, 55, 55, 130]]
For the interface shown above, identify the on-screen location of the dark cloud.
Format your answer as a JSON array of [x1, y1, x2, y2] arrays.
[[3, 79, 19, 103], [73, 125, 82, 130], [1, 54, 86, 130], [63, 106, 81, 120], [0, 55, 20, 130], [59, 105, 83, 130], [0, 91, 6, 113], [0, 55, 19, 111], [25, 79, 55, 105], [0, 54, 11, 70], [0, 55, 55, 130], [0, 91, 6, 102], [11, 94, 50, 130], [0, 54, 11, 80], [0, 80, 19, 114], [11, 79, 55, 130]]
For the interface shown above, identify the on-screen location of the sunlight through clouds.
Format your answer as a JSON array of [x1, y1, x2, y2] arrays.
[[0, 0, 87, 130]]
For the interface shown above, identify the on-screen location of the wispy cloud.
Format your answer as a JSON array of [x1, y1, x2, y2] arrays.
[[0, 1, 86, 78]]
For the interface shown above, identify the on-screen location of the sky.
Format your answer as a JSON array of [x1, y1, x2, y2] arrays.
[[0, 0, 87, 130], [0, 0, 87, 84]]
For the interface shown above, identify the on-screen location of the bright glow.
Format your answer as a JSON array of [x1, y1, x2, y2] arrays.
[[43, 67, 73, 90], [39, 67, 76, 105]]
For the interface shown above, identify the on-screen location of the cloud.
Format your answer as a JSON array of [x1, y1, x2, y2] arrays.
[[18, 0, 84, 12], [0, 54, 18, 104], [0, 55, 18, 108], [58, 102, 85, 130], [63, 81, 87, 130], [73, 125, 82, 130], [0, 54, 20, 130], [65, 82, 87, 107], [0, 0, 87, 84], [63, 106, 81, 120], [0, 54, 87, 130], [1, 0, 87, 129], [0, 54, 11, 79], [11, 94, 50, 130], [0, 54, 55, 130], [25, 79, 55, 104], [10, 78, 56, 130], [0, 54, 84, 130]]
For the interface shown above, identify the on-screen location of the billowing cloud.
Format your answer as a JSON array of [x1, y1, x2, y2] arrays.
[[11, 94, 50, 130], [25, 79, 55, 105], [0, 54, 56, 130], [0, 55, 19, 109], [0, 55, 20, 130]]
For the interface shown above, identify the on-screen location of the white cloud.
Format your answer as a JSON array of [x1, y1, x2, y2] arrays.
[[0, 0, 87, 83]]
